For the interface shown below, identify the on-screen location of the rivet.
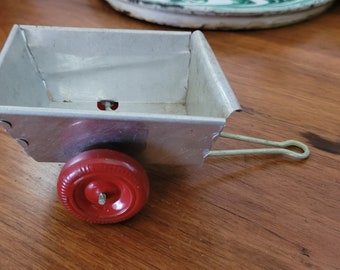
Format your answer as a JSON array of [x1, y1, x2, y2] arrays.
[[0, 120, 12, 131], [98, 193, 107, 205], [16, 138, 29, 149]]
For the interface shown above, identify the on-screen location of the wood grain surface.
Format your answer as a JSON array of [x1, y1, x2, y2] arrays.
[[0, 0, 339, 269]]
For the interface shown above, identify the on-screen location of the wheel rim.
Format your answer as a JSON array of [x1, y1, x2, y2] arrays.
[[57, 149, 149, 224]]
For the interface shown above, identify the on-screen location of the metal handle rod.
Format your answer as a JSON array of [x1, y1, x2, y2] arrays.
[[208, 132, 310, 159]]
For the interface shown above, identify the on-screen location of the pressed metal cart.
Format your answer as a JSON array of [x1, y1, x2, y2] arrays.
[[0, 25, 309, 224]]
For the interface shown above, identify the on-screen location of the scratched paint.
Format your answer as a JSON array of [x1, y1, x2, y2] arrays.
[[105, 0, 335, 30], [129, 0, 333, 10]]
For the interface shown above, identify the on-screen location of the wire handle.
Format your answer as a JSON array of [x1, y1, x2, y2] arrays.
[[208, 132, 310, 159]]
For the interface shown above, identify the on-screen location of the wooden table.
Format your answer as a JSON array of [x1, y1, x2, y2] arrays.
[[1, 1, 339, 269]]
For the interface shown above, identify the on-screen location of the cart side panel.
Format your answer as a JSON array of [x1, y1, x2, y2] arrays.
[[0, 25, 49, 107], [19, 26, 192, 105], [186, 31, 241, 119], [0, 112, 224, 165]]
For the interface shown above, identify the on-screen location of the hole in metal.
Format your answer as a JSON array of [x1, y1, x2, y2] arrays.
[[97, 100, 119, 111]]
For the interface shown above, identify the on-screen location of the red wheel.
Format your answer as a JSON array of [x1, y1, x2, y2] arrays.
[[57, 149, 149, 224]]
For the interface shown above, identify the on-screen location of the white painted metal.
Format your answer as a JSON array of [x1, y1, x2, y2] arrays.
[[0, 25, 241, 165]]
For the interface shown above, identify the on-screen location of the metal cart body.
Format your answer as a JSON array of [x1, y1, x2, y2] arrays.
[[0, 25, 240, 165], [0, 25, 310, 223]]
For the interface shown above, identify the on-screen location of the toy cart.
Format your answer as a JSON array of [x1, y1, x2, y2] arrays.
[[0, 25, 309, 224]]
